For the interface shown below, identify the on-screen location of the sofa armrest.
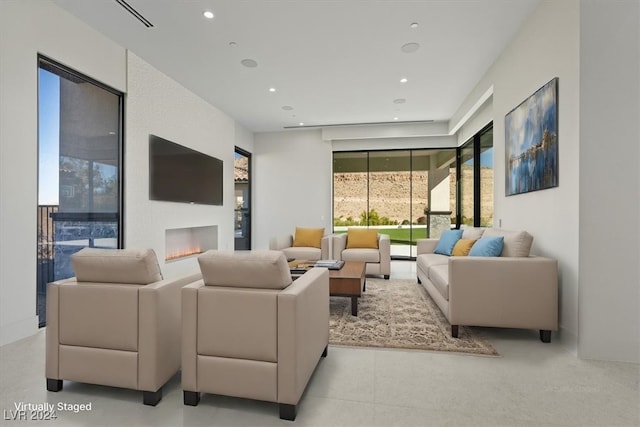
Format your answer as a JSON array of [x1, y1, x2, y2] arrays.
[[332, 234, 347, 260], [269, 235, 294, 250], [448, 256, 558, 330], [417, 239, 439, 255], [277, 268, 329, 404], [181, 279, 205, 392], [138, 272, 202, 392]]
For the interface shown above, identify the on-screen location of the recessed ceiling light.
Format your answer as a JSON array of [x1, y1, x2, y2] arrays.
[[410, 22, 419, 29], [393, 117, 399, 121], [400, 78, 408, 83], [240, 58, 258, 68], [393, 98, 406, 104], [282, 105, 294, 111], [229, 41, 238, 47], [401, 42, 420, 53], [269, 87, 276, 92], [299, 122, 304, 126], [203, 10, 214, 19]]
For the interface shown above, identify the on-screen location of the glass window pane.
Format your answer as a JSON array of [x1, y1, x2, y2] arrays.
[[333, 152, 368, 230], [480, 128, 494, 227], [460, 143, 475, 226]]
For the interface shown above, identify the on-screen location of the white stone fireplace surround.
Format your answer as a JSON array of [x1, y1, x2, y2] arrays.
[[165, 225, 217, 262]]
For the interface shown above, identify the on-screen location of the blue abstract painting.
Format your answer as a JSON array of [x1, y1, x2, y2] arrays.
[[505, 78, 558, 196]]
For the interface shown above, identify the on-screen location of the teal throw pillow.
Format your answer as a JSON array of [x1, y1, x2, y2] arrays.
[[434, 229, 464, 256], [469, 236, 504, 257]]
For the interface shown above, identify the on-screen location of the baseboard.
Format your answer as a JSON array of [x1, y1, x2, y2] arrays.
[[0, 315, 39, 346]]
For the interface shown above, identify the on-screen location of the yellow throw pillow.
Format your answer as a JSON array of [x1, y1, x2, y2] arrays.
[[346, 228, 379, 249], [292, 227, 324, 248], [452, 239, 477, 256]]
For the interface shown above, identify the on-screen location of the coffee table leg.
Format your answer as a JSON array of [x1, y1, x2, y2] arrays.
[[363, 279, 366, 292], [351, 296, 358, 316]]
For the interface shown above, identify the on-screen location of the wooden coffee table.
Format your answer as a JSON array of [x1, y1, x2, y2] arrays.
[[289, 260, 366, 316], [328, 261, 366, 316]]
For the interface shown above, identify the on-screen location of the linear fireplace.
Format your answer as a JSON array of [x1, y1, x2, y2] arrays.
[[165, 225, 217, 262]]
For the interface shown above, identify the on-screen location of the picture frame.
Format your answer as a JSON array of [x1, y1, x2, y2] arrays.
[[505, 77, 558, 196]]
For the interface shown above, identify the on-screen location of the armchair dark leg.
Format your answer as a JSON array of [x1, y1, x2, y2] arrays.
[[451, 325, 459, 338], [47, 378, 62, 392], [417, 277, 421, 284], [540, 330, 552, 343], [183, 391, 201, 406], [279, 403, 297, 421], [384, 275, 390, 280], [143, 388, 162, 406], [321, 345, 328, 358]]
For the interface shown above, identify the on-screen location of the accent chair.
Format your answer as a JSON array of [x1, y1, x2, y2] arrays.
[[181, 250, 329, 421], [45, 248, 199, 405]]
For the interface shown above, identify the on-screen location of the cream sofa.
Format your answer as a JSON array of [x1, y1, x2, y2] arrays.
[[46, 248, 200, 405], [182, 250, 329, 421], [333, 233, 391, 279], [416, 228, 558, 342]]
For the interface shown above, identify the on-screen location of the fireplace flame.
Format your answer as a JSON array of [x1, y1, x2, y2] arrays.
[[166, 245, 202, 261]]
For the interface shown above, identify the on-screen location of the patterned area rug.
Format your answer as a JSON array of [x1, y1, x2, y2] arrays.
[[329, 278, 499, 356]]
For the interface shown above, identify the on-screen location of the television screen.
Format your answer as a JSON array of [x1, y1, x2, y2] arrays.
[[149, 135, 223, 205]]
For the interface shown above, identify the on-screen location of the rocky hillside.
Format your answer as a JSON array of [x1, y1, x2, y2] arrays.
[[333, 166, 493, 225]]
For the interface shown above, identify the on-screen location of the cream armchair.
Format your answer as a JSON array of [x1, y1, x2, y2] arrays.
[[46, 248, 199, 405], [269, 227, 330, 261], [182, 250, 329, 421], [333, 232, 391, 279]]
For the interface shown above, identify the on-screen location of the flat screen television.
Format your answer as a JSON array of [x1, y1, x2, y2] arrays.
[[149, 134, 223, 205]]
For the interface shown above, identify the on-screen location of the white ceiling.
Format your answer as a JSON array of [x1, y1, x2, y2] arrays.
[[53, 0, 540, 133]]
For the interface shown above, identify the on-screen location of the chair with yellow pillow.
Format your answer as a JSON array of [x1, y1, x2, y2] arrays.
[[332, 228, 391, 279], [269, 227, 330, 261]]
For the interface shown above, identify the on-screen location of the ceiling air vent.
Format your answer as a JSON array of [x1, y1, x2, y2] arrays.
[[114, 0, 154, 28]]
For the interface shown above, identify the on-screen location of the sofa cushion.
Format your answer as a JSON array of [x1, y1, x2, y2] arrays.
[[461, 227, 485, 240], [483, 229, 533, 257], [293, 227, 324, 249], [428, 264, 449, 301], [342, 248, 380, 263], [198, 250, 292, 289], [416, 253, 449, 271], [346, 228, 379, 249], [282, 246, 321, 261], [469, 236, 504, 257], [452, 239, 476, 256], [434, 229, 463, 256], [71, 248, 163, 285]]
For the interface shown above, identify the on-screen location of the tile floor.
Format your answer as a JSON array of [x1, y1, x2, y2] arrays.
[[1, 261, 638, 426]]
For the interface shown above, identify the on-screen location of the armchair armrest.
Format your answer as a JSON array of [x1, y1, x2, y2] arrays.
[[448, 256, 558, 330], [138, 272, 202, 392], [277, 268, 329, 404], [320, 235, 330, 259], [181, 279, 205, 392], [45, 277, 78, 379], [332, 234, 347, 260], [378, 234, 391, 274], [417, 238, 439, 255], [269, 235, 294, 250]]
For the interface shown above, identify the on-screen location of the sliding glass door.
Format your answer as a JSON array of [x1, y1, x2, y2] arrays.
[[457, 123, 494, 228], [37, 56, 123, 326], [333, 149, 457, 259]]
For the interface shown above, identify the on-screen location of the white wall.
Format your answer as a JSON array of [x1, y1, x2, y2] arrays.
[[253, 130, 333, 250], [126, 52, 237, 278], [451, 0, 640, 362], [450, 0, 581, 350], [578, 0, 639, 362], [0, 0, 126, 345]]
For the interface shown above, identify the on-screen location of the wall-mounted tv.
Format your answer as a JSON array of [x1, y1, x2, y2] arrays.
[[149, 134, 223, 205]]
